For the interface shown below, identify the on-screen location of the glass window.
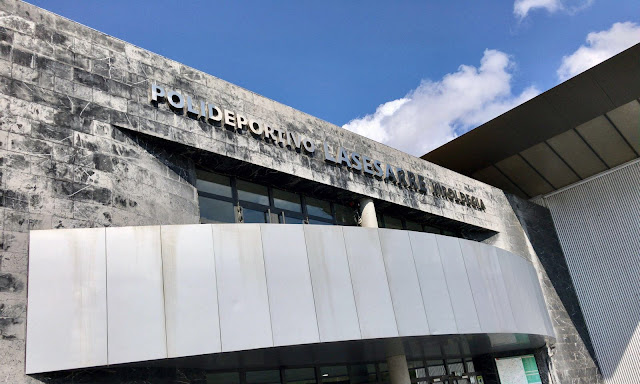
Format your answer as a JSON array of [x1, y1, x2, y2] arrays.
[[308, 218, 332, 225], [408, 361, 427, 382], [320, 366, 348, 384], [383, 216, 403, 229], [405, 220, 422, 232], [246, 370, 281, 384], [273, 188, 302, 212], [377, 215, 384, 228], [284, 215, 304, 224], [306, 197, 333, 220], [199, 196, 235, 223], [521, 356, 542, 383], [196, 171, 233, 198], [285, 368, 316, 384], [350, 364, 377, 384], [442, 229, 457, 237], [378, 363, 390, 383], [207, 372, 240, 384], [335, 204, 356, 226], [465, 360, 475, 373], [427, 360, 446, 378], [423, 225, 441, 234], [237, 179, 269, 205], [243, 207, 268, 223], [447, 360, 464, 376]]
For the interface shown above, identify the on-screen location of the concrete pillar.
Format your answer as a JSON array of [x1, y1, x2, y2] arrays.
[[385, 339, 411, 384], [359, 198, 378, 228]]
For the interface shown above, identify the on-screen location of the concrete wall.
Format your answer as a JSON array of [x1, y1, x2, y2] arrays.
[[0, 0, 592, 382]]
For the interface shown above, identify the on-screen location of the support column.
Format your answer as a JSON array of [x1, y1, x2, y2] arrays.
[[358, 199, 410, 384], [359, 198, 378, 228], [385, 339, 411, 384]]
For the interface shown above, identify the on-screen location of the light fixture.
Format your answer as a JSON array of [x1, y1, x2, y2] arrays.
[[322, 374, 329, 377]]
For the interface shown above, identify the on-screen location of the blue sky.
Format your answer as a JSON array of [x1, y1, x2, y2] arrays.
[[28, 0, 640, 155]]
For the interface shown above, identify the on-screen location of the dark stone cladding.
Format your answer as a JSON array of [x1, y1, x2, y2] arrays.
[[506, 193, 604, 384]]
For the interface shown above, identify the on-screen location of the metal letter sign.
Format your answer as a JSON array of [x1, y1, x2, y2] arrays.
[[150, 83, 486, 211]]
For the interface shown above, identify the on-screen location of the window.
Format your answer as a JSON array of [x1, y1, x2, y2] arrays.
[[273, 188, 302, 213], [196, 170, 356, 226], [204, 358, 480, 384], [246, 370, 281, 384], [199, 196, 235, 224], [285, 368, 316, 384], [306, 197, 333, 220], [405, 220, 423, 232], [350, 364, 377, 384], [382, 215, 403, 229], [320, 366, 349, 384], [207, 372, 240, 384], [378, 214, 462, 237], [335, 204, 357, 226], [196, 171, 233, 198], [237, 180, 269, 205], [195, 169, 463, 237]]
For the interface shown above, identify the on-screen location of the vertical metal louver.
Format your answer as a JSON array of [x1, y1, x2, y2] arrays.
[[541, 159, 640, 384]]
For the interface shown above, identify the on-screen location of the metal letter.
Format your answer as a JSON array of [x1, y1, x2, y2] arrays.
[[418, 175, 428, 193], [237, 114, 248, 130], [385, 164, 397, 183], [432, 182, 442, 197], [396, 168, 408, 186], [447, 188, 455, 201], [186, 96, 199, 117], [199, 101, 207, 120], [362, 155, 374, 175], [324, 142, 337, 163], [278, 129, 288, 147], [224, 110, 236, 128], [337, 147, 351, 168], [373, 160, 384, 178], [302, 139, 315, 153], [150, 83, 165, 102], [350, 152, 362, 171], [167, 90, 184, 110], [264, 125, 278, 142], [407, 172, 419, 190], [288, 132, 302, 149], [208, 104, 222, 122], [249, 119, 263, 135]]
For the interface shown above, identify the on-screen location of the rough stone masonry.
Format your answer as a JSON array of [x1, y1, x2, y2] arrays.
[[0, 0, 601, 383]]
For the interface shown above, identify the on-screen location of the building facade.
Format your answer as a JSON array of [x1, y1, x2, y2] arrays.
[[0, 0, 625, 383]]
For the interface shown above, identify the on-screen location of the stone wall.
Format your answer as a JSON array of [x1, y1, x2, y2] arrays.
[[0, 0, 512, 234], [0, 0, 598, 382], [0, 2, 201, 381]]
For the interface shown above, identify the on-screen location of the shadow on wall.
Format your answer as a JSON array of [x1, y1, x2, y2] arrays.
[[504, 194, 599, 372]]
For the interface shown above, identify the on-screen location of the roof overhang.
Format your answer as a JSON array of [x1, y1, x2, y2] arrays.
[[422, 43, 640, 198]]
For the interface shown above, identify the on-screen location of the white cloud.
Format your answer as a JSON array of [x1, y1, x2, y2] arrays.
[[514, 0, 561, 19], [557, 21, 640, 81], [513, 0, 593, 19], [343, 49, 539, 156]]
